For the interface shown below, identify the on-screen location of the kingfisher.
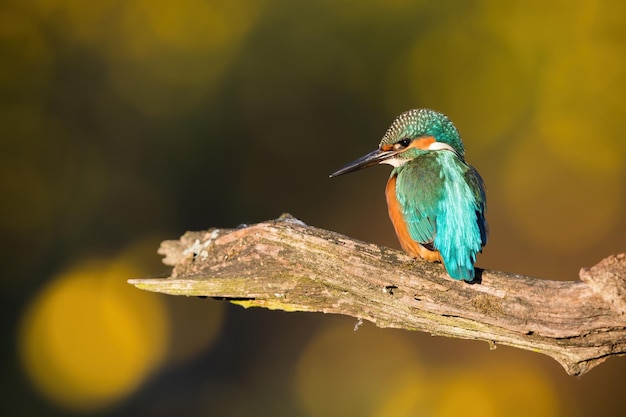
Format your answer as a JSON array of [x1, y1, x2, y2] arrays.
[[330, 109, 487, 281]]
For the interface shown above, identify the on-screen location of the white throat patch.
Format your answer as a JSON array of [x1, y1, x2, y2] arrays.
[[427, 142, 456, 152]]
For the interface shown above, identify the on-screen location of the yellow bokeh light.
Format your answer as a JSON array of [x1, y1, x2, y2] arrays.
[[386, 23, 534, 149], [480, 0, 601, 53], [295, 323, 426, 417], [106, 0, 265, 117], [371, 371, 431, 417], [503, 133, 623, 252], [536, 40, 626, 174], [296, 324, 563, 417], [434, 361, 561, 417], [19, 258, 169, 412], [477, 0, 626, 174]]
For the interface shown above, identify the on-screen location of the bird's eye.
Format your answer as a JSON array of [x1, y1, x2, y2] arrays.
[[396, 138, 411, 149]]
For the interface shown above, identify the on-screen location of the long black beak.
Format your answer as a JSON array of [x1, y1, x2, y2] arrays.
[[329, 149, 398, 178]]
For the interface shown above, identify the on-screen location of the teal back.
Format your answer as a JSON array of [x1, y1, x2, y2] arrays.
[[394, 152, 486, 280]]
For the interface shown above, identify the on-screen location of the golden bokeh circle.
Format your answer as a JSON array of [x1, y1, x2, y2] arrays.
[[503, 134, 623, 252], [19, 258, 169, 412], [435, 360, 560, 417], [536, 40, 626, 175], [386, 23, 533, 149]]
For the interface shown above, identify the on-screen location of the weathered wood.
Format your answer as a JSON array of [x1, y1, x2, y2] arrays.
[[128, 214, 626, 376]]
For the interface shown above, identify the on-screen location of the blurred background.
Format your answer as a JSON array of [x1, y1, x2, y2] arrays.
[[2, 0, 625, 415]]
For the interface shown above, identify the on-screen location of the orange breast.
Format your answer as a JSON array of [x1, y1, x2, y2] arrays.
[[385, 175, 443, 262]]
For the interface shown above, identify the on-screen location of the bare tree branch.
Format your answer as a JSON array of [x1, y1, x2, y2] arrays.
[[128, 214, 626, 376]]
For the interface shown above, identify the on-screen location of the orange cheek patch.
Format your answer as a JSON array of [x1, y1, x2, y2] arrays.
[[408, 136, 435, 150]]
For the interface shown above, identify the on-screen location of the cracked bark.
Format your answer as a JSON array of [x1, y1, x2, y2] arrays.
[[128, 214, 626, 376]]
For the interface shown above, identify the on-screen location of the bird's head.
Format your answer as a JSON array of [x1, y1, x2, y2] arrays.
[[330, 109, 465, 177]]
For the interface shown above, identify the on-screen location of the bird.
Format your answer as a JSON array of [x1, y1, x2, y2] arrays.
[[330, 109, 487, 281]]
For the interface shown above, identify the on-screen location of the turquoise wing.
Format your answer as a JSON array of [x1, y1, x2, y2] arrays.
[[394, 154, 443, 248], [465, 163, 488, 248], [395, 152, 487, 281], [433, 152, 486, 280]]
